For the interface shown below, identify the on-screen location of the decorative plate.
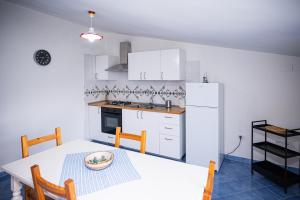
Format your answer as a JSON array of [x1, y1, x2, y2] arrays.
[[84, 151, 114, 170]]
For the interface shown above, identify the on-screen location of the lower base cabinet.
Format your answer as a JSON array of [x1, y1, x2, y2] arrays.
[[159, 134, 181, 159], [88, 106, 185, 159], [159, 113, 185, 159], [88, 106, 116, 144], [122, 110, 160, 154]]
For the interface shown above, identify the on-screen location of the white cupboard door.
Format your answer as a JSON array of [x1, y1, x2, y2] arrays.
[[160, 134, 180, 159], [128, 51, 160, 80], [122, 109, 141, 150], [186, 106, 219, 168], [161, 49, 181, 80], [95, 56, 109, 80], [128, 53, 143, 80], [142, 50, 161, 80], [186, 83, 219, 107], [88, 106, 105, 141], [140, 111, 159, 154]]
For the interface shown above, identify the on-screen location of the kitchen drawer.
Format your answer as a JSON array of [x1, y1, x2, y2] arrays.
[[160, 134, 180, 159], [159, 124, 180, 136], [106, 134, 116, 144], [91, 132, 107, 142], [160, 114, 180, 125]]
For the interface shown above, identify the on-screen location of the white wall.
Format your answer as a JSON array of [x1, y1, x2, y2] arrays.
[[0, 1, 88, 166], [1, 0, 299, 168], [86, 31, 300, 167]]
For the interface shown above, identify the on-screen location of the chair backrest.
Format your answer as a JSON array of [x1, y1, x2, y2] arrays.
[[21, 127, 62, 158], [115, 127, 146, 153], [203, 160, 216, 200], [31, 164, 76, 200]]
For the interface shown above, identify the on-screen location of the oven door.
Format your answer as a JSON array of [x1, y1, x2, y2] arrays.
[[101, 109, 122, 135]]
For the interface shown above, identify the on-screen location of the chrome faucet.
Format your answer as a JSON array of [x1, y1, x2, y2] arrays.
[[150, 96, 154, 105]]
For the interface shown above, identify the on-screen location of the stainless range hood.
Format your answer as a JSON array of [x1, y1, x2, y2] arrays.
[[105, 41, 131, 72]]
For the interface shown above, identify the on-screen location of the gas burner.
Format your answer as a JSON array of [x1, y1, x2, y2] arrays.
[[109, 101, 132, 106]]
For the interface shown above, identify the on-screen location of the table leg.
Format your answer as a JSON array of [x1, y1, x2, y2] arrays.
[[11, 176, 23, 200]]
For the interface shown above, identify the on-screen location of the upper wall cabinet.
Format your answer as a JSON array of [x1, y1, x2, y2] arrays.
[[128, 50, 161, 80], [95, 55, 119, 80], [161, 49, 186, 80], [128, 49, 186, 81]]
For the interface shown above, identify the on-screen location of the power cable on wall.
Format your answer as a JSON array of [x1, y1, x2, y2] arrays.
[[226, 136, 242, 155]]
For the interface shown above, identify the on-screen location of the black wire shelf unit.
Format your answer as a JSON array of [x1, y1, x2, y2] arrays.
[[251, 120, 300, 193]]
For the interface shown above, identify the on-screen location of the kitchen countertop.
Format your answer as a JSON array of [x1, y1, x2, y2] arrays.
[[88, 101, 185, 115]]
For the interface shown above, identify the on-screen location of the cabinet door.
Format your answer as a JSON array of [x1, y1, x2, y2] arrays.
[[141, 50, 161, 80], [128, 53, 143, 80], [95, 56, 109, 80], [161, 49, 184, 80], [122, 109, 141, 150], [88, 106, 106, 141], [140, 111, 159, 154], [128, 51, 160, 80]]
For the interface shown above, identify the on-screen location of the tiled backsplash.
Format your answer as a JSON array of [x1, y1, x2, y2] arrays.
[[85, 81, 186, 105]]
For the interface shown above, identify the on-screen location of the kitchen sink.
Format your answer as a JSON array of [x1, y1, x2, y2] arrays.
[[127, 103, 165, 110]]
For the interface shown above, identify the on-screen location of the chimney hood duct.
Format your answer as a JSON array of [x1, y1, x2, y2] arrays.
[[105, 41, 131, 72]]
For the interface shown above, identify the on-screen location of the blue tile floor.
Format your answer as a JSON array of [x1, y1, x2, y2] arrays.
[[213, 159, 300, 200], [0, 158, 299, 199]]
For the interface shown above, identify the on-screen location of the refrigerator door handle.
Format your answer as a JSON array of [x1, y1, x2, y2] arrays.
[[186, 105, 218, 108]]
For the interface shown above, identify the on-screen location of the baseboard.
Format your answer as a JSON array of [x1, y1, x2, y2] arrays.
[[225, 154, 251, 164]]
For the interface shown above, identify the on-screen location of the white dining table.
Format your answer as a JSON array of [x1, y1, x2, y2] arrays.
[[2, 139, 208, 200]]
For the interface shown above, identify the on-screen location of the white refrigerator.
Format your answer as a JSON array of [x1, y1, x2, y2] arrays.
[[185, 83, 224, 171]]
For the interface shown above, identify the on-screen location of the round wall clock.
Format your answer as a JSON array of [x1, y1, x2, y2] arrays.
[[34, 49, 51, 66]]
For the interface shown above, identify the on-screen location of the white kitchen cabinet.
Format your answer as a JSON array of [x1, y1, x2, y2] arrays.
[[88, 106, 116, 144], [128, 49, 185, 81], [88, 106, 105, 141], [88, 106, 185, 159], [95, 55, 119, 80], [160, 134, 181, 159], [128, 50, 161, 80], [122, 109, 159, 154], [160, 49, 186, 80], [159, 113, 185, 159]]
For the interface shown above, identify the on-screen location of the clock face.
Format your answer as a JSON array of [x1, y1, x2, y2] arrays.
[[34, 50, 51, 66]]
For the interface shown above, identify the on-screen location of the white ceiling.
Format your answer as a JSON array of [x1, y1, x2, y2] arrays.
[[8, 0, 300, 56]]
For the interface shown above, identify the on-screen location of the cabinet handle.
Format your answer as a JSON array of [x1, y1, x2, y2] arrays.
[[164, 116, 173, 119], [165, 127, 173, 130], [137, 111, 139, 119], [141, 111, 143, 119], [144, 72, 146, 80], [108, 136, 114, 139], [164, 137, 173, 141], [140, 72, 142, 80], [161, 72, 163, 80]]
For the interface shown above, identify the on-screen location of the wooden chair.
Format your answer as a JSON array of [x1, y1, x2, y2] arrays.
[[31, 164, 76, 200], [21, 127, 62, 200], [203, 160, 216, 200], [115, 127, 146, 154]]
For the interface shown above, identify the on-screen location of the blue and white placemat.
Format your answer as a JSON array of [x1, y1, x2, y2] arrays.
[[59, 149, 141, 196]]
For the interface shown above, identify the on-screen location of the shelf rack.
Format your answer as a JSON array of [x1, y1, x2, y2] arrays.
[[251, 120, 300, 193]]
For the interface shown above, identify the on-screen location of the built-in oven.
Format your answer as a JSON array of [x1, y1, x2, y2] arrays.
[[101, 107, 122, 135]]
